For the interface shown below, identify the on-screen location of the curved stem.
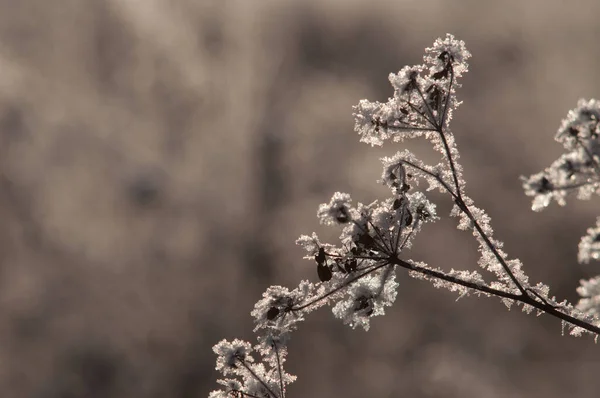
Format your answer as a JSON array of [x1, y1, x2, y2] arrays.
[[274, 344, 285, 398]]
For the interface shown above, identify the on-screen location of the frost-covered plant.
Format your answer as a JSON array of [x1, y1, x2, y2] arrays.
[[209, 34, 600, 398], [521, 98, 600, 323]]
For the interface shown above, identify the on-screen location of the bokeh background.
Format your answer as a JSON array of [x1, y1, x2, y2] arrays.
[[1, 0, 600, 397]]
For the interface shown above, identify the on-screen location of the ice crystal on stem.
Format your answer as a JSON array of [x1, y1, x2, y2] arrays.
[[577, 276, 600, 318]]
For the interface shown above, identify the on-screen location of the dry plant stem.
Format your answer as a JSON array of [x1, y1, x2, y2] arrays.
[[439, 66, 454, 129], [397, 76, 529, 297], [426, 67, 529, 296], [459, 200, 528, 297], [210, 36, 600, 398], [295, 246, 600, 335], [394, 68, 600, 331], [401, 138, 528, 297], [400, 154, 528, 298], [391, 257, 600, 335], [554, 180, 600, 191], [273, 345, 285, 398]]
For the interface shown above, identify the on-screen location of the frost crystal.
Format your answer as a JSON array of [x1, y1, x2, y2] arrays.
[[331, 267, 399, 331], [424, 34, 471, 79], [353, 33, 471, 150], [317, 192, 353, 225], [213, 339, 254, 375], [577, 276, 600, 318], [579, 218, 600, 263]]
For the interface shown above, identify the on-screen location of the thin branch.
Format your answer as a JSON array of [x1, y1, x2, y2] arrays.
[[368, 220, 393, 254], [352, 220, 392, 254], [435, 125, 462, 199], [552, 179, 600, 191], [387, 125, 437, 133], [390, 257, 600, 335], [238, 359, 279, 398], [407, 100, 436, 127], [393, 218, 404, 254], [324, 251, 385, 261], [291, 261, 390, 311], [274, 344, 285, 398], [397, 159, 458, 198], [394, 136, 529, 296], [390, 257, 522, 300], [414, 84, 438, 128], [426, 84, 529, 296], [454, 196, 528, 297], [440, 66, 454, 129]]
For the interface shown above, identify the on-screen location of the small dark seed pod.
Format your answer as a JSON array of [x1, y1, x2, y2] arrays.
[[266, 307, 280, 320], [404, 209, 413, 226], [315, 247, 326, 265], [537, 176, 553, 193], [336, 209, 350, 223], [317, 263, 332, 282]]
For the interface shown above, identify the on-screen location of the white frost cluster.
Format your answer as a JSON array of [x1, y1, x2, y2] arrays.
[[332, 269, 399, 331], [522, 99, 600, 212], [577, 276, 600, 318], [522, 99, 600, 320], [353, 33, 471, 153], [317, 192, 353, 225], [579, 217, 600, 264], [575, 225, 600, 324], [210, 338, 295, 398]]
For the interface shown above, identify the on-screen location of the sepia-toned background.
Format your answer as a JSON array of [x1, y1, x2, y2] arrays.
[[0, 0, 599, 397]]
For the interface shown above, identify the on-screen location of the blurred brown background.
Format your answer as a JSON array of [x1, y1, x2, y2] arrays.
[[0, 0, 599, 397]]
